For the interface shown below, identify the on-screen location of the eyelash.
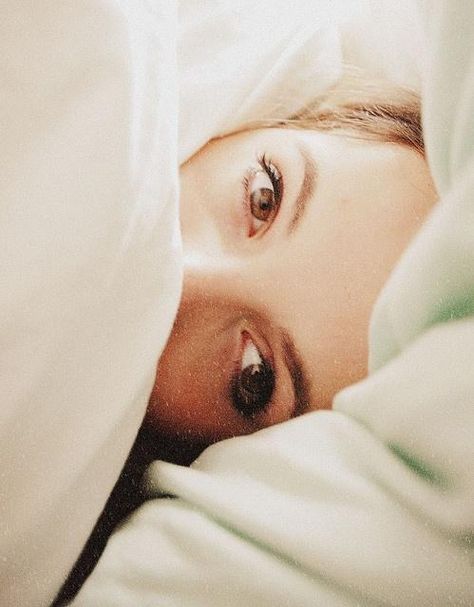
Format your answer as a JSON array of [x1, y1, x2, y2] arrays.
[[258, 153, 282, 197]]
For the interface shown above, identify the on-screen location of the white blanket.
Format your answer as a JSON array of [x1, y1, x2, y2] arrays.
[[0, 3, 181, 606], [0, 1, 356, 605], [72, 2, 474, 606], [178, 0, 424, 163]]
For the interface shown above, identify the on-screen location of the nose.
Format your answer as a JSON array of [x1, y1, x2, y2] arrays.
[[182, 248, 249, 306], [181, 242, 289, 321]]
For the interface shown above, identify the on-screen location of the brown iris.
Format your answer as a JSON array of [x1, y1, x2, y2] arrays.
[[250, 187, 276, 221], [231, 358, 275, 417]]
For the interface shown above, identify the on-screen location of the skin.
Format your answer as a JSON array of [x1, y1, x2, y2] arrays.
[[146, 127, 437, 445]]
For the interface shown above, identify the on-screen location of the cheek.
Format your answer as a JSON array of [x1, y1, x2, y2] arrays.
[[148, 337, 220, 440], [282, 221, 376, 409], [146, 311, 254, 443], [293, 302, 369, 412]]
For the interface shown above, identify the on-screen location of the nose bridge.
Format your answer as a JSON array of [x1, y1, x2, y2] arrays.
[[182, 248, 274, 311], [183, 249, 247, 304]]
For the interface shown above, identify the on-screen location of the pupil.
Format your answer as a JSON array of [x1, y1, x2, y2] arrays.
[[232, 361, 275, 417], [250, 188, 274, 221]]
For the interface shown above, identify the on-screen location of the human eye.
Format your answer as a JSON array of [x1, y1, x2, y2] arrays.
[[230, 331, 275, 417], [243, 154, 283, 237]]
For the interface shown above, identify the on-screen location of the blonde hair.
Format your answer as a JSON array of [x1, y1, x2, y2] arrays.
[[249, 72, 424, 154]]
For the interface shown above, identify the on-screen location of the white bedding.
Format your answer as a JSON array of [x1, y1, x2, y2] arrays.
[[0, 3, 181, 606], [71, 2, 474, 606], [0, 1, 358, 605], [3, 1, 469, 606], [178, 0, 425, 164]]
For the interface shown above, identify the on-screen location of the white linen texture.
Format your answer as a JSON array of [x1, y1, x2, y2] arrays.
[[0, 2, 181, 606], [73, 1, 474, 607]]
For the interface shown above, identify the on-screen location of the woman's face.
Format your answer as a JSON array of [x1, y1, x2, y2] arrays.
[[147, 128, 436, 444]]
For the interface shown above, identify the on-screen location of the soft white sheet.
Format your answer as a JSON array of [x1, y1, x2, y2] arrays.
[[72, 2, 474, 606], [178, 0, 425, 163], [0, 3, 181, 606]]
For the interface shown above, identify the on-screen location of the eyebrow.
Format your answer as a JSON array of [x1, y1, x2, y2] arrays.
[[280, 329, 311, 418], [287, 143, 318, 235]]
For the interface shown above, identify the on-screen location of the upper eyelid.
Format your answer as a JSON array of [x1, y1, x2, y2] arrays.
[[257, 154, 282, 192], [258, 144, 317, 239]]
